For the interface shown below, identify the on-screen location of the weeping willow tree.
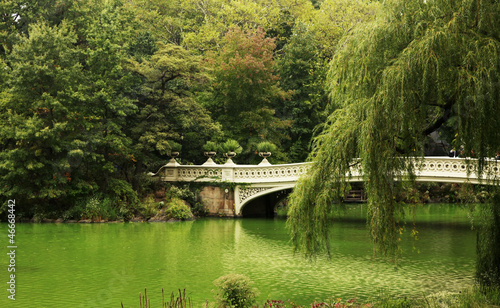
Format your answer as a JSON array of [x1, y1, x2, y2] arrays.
[[287, 0, 500, 287]]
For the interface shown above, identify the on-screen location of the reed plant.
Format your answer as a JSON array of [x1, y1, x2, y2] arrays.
[[370, 286, 500, 308], [122, 288, 191, 308]]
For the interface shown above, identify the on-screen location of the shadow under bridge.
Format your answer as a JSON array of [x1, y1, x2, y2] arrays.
[[237, 186, 293, 217]]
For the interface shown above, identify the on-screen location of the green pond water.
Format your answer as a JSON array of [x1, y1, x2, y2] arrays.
[[1, 203, 476, 307]]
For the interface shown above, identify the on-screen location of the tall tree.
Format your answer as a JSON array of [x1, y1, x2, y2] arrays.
[[276, 23, 329, 162], [0, 21, 91, 213], [127, 0, 186, 46], [130, 0, 315, 53], [0, 0, 76, 57], [181, 0, 314, 52], [309, 0, 380, 58], [73, 0, 141, 189], [128, 43, 221, 170], [0, 0, 142, 215], [205, 26, 292, 161], [287, 0, 500, 287]]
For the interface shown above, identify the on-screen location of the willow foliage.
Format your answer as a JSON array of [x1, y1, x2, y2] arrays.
[[287, 0, 500, 263]]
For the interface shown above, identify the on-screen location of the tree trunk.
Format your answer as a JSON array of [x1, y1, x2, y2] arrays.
[[476, 189, 500, 288]]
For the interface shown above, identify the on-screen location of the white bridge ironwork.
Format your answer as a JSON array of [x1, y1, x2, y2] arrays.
[[152, 157, 500, 216]]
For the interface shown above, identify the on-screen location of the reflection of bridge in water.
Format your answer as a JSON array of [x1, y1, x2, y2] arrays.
[[152, 157, 500, 216]]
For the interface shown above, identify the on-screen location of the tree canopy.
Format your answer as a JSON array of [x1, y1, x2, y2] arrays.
[[205, 26, 292, 162], [1, 0, 499, 289], [287, 0, 500, 285], [3, 0, 373, 216]]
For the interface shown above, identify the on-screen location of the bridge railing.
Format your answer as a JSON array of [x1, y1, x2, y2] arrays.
[[415, 157, 500, 184], [155, 159, 312, 183], [153, 157, 500, 185]]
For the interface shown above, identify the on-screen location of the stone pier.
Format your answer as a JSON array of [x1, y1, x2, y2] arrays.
[[198, 186, 235, 217]]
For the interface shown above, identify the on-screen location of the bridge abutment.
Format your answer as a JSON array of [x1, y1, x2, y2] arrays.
[[199, 186, 236, 217]]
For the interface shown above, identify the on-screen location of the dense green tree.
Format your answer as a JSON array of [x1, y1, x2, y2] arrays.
[[181, 0, 314, 52], [287, 0, 500, 287], [0, 0, 414, 220], [309, 0, 380, 58], [128, 43, 221, 170], [72, 0, 141, 196], [0, 21, 92, 214], [0, 0, 76, 57], [128, 0, 186, 46], [276, 23, 329, 162], [271, 0, 378, 162], [205, 26, 292, 162], [130, 0, 315, 53], [0, 0, 142, 216]]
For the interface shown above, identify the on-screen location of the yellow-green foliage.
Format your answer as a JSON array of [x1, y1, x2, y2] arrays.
[[213, 274, 259, 308], [139, 195, 160, 220], [287, 0, 500, 268], [166, 198, 193, 220], [83, 195, 118, 221]]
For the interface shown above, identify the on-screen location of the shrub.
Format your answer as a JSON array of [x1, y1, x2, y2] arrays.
[[166, 198, 193, 220], [165, 184, 196, 204], [256, 141, 277, 153], [106, 178, 140, 221], [139, 195, 160, 220], [213, 274, 259, 308], [221, 139, 243, 154], [62, 204, 85, 221], [84, 196, 101, 220], [107, 178, 139, 205], [135, 171, 163, 197], [82, 195, 118, 221], [192, 201, 209, 217], [203, 141, 218, 152]]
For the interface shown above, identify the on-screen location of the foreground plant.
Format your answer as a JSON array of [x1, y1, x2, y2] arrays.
[[122, 285, 500, 308], [262, 298, 373, 308], [122, 288, 191, 308], [213, 274, 259, 308]]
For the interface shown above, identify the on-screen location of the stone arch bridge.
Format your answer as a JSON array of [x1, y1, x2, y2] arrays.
[[151, 157, 500, 217]]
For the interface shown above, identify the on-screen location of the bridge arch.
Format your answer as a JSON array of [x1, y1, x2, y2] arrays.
[[236, 184, 295, 217]]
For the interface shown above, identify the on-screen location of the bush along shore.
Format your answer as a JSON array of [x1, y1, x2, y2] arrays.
[[5, 182, 491, 223], [122, 274, 500, 308], [8, 183, 208, 223]]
